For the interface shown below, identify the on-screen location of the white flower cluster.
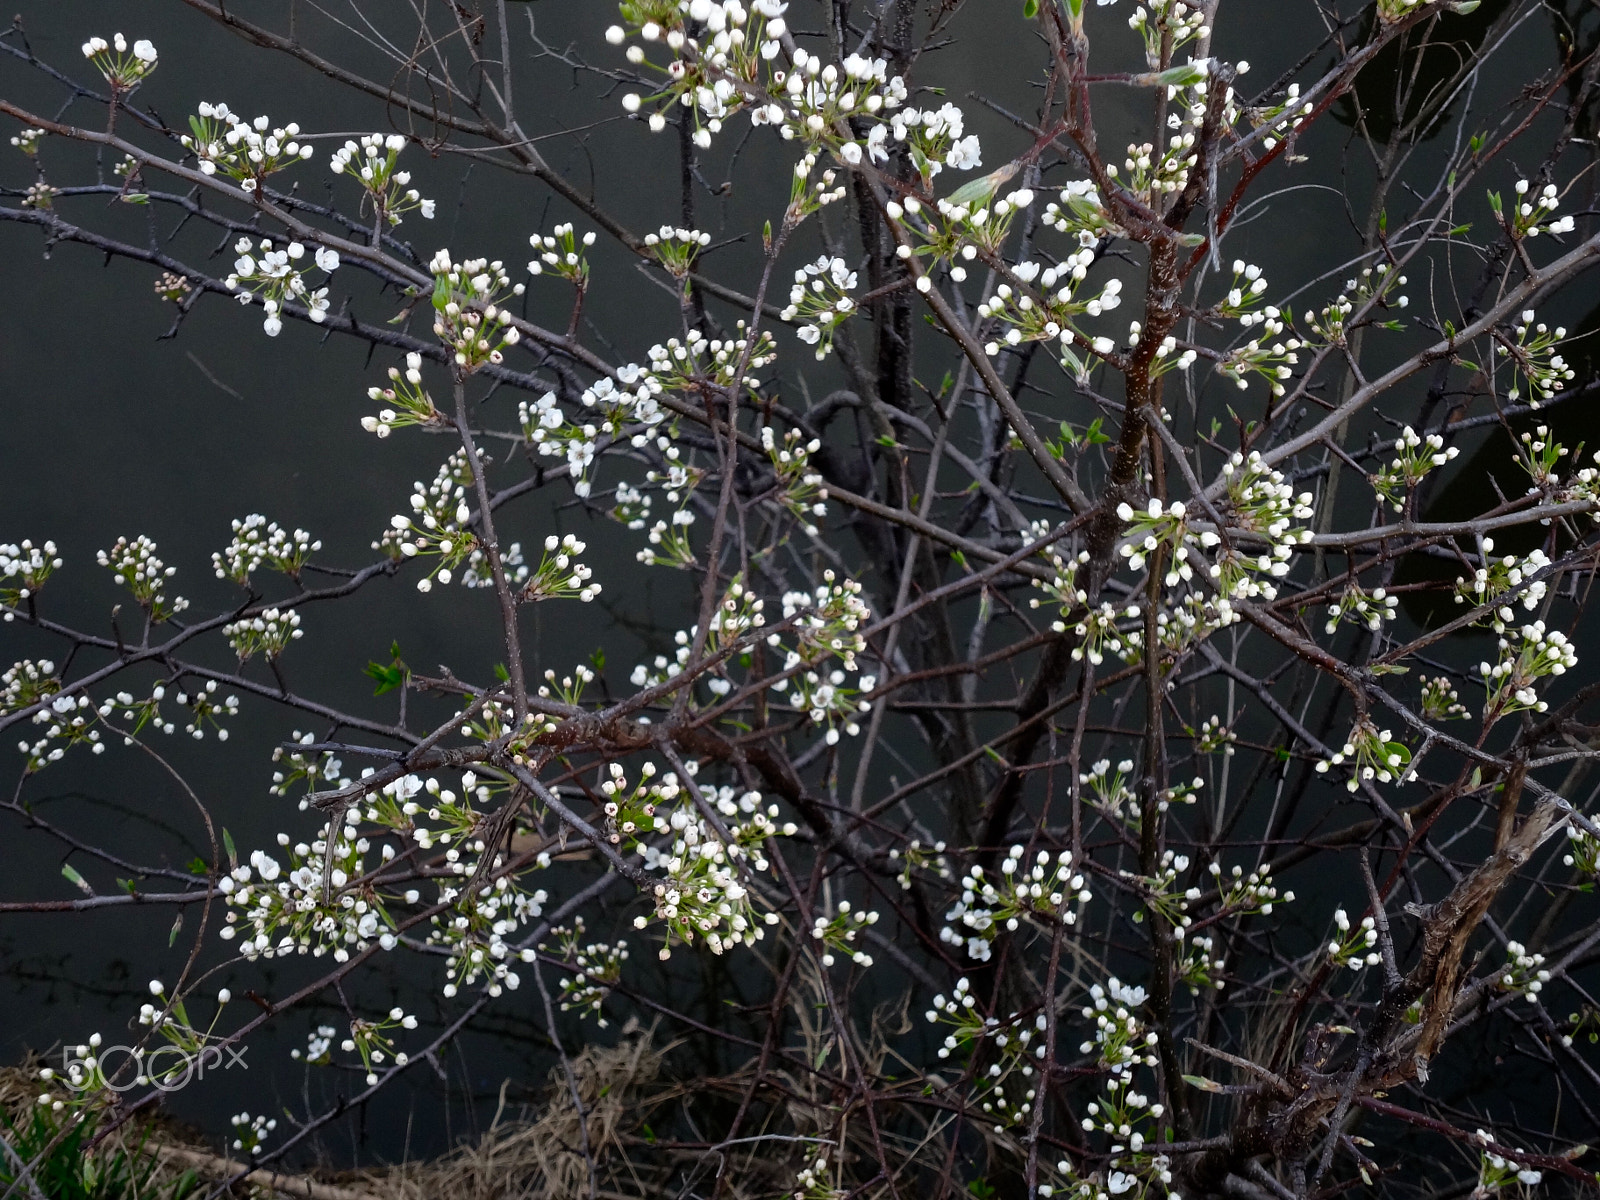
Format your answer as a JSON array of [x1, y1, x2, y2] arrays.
[[1420, 675, 1472, 722], [547, 920, 629, 1026], [615, 2, 794, 140], [213, 514, 321, 583], [809, 900, 879, 967], [1481, 621, 1576, 720], [363, 351, 443, 437], [1128, 1, 1208, 65], [218, 811, 397, 962], [610, 6, 912, 165], [182, 103, 313, 192], [1, 658, 59, 713], [19, 692, 103, 770], [521, 366, 667, 499], [1216, 307, 1302, 396], [884, 103, 980, 175], [1372, 426, 1458, 512], [1081, 978, 1157, 1082], [1216, 261, 1271, 322], [792, 51, 910, 157], [528, 223, 594, 283], [9, 127, 44, 156], [384, 450, 478, 591], [428, 250, 524, 371], [778, 570, 870, 666], [1080, 758, 1138, 823], [1213, 452, 1315, 597], [519, 534, 600, 603], [329, 133, 435, 224], [974, 245, 1128, 359], [1, 537, 64, 611], [1499, 310, 1574, 408], [778, 666, 873, 744], [1208, 859, 1286, 915], [1324, 585, 1397, 635], [761, 427, 828, 536], [343, 1007, 417, 1084], [97, 534, 187, 621], [643, 225, 712, 277], [1500, 178, 1575, 238], [230, 1111, 276, 1156], [925, 981, 1051, 1131], [1327, 907, 1380, 970], [1455, 542, 1550, 633], [1498, 941, 1550, 999], [1474, 1129, 1544, 1191], [291, 1024, 338, 1064], [226, 237, 340, 335], [1564, 822, 1600, 876], [780, 255, 857, 359], [940, 846, 1089, 961], [1116, 498, 1216, 584], [1315, 720, 1412, 793], [632, 786, 789, 959], [169, 679, 240, 741], [223, 607, 303, 661], [431, 875, 547, 999], [81, 33, 157, 90], [792, 1148, 841, 1200]]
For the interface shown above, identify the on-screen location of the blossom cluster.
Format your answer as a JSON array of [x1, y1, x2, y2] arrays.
[[218, 809, 399, 962], [428, 251, 524, 371], [329, 133, 435, 225], [547, 920, 629, 1026], [632, 783, 790, 959], [223, 607, 303, 661], [1480, 621, 1577, 721], [1, 538, 62, 615], [1372, 426, 1458, 512], [82, 33, 157, 91], [213, 515, 321, 583], [1315, 719, 1412, 793], [780, 255, 857, 359], [940, 846, 1090, 962], [182, 102, 313, 192], [97, 535, 188, 621], [225, 237, 340, 335], [521, 367, 666, 499]]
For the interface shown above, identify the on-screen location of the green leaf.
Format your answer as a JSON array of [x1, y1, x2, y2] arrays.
[[168, 912, 184, 947], [61, 863, 92, 896], [365, 661, 405, 696], [493, 662, 512, 683], [222, 827, 238, 871], [1183, 1074, 1224, 1093], [1141, 62, 1211, 89], [1023, 0, 1039, 15]]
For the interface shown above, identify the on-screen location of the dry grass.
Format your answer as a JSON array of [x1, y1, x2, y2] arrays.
[[363, 1022, 667, 1200], [0, 1024, 671, 1200]]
